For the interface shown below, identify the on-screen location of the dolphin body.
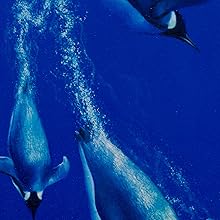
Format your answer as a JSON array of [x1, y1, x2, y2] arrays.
[[76, 128, 178, 220], [0, 84, 70, 219], [101, 0, 207, 49]]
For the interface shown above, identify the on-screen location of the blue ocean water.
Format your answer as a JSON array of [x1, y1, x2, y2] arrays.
[[0, 0, 219, 219]]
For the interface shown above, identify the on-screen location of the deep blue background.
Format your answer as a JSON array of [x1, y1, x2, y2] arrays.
[[0, 0, 219, 219]]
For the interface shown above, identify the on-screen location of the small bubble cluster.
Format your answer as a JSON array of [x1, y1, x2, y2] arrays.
[[13, 0, 52, 96], [54, 0, 106, 136]]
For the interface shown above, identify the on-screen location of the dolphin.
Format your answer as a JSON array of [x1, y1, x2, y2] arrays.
[[0, 82, 70, 219], [76, 127, 178, 220], [128, 0, 208, 49], [102, 0, 207, 49]]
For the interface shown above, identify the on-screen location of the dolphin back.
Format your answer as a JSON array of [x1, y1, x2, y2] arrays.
[[46, 156, 70, 187], [8, 92, 51, 184], [77, 128, 178, 220]]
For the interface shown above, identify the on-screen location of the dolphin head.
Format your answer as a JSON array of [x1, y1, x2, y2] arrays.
[[75, 127, 91, 143], [24, 191, 43, 220], [161, 11, 199, 50]]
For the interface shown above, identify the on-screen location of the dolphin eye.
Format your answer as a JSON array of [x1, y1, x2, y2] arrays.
[[23, 191, 31, 201]]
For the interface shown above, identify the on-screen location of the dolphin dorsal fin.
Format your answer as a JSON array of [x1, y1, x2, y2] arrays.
[[0, 156, 17, 178], [47, 156, 70, 187]]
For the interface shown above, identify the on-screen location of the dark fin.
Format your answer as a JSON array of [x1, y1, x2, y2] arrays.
[[161, 11, 199, 51], [0, 157, 25, 197], [26, 192, 41, 220], [75, 127, 91, 143], [0, 156, 17, 178], [32, 211, 36, 220], [30, 204, 37, 220], [47, 156, 70, 187]]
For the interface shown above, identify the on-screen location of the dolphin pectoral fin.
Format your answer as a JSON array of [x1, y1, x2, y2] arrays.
[[47, 156, 70, 186], [0, 157, 25, 197], [79, 146, 102, 220], [0, 156, 17, 178]]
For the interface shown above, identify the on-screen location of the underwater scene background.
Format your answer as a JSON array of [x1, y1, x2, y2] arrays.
[[0, 0, 219, 219]]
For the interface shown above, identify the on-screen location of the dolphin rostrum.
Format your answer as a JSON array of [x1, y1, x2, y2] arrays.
[[76, 127, 178, 220]]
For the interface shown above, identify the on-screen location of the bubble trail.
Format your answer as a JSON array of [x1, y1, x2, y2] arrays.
[[12, 0, 52, 97], [53, 0, 107, 138]]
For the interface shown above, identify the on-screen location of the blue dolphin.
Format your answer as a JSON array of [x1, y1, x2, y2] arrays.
[[0, 83, 70, 219], [127, 0, 207, 49], [76, 128, 178, 220], [103, 0, 207, 49]]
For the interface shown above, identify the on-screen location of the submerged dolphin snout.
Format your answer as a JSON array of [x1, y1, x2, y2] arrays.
[[161, 11, 199, 50], [75, 127, 91, 143], [25, 192, 42, 220]]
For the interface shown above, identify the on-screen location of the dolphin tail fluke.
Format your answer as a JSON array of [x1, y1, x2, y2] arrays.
[[47, 156, 70, 186], [0, 156, 17, 178]]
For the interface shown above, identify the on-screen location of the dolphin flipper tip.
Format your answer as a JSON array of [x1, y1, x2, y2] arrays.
[[62, 156, 70, 175], [47, 156, 70, 187]]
